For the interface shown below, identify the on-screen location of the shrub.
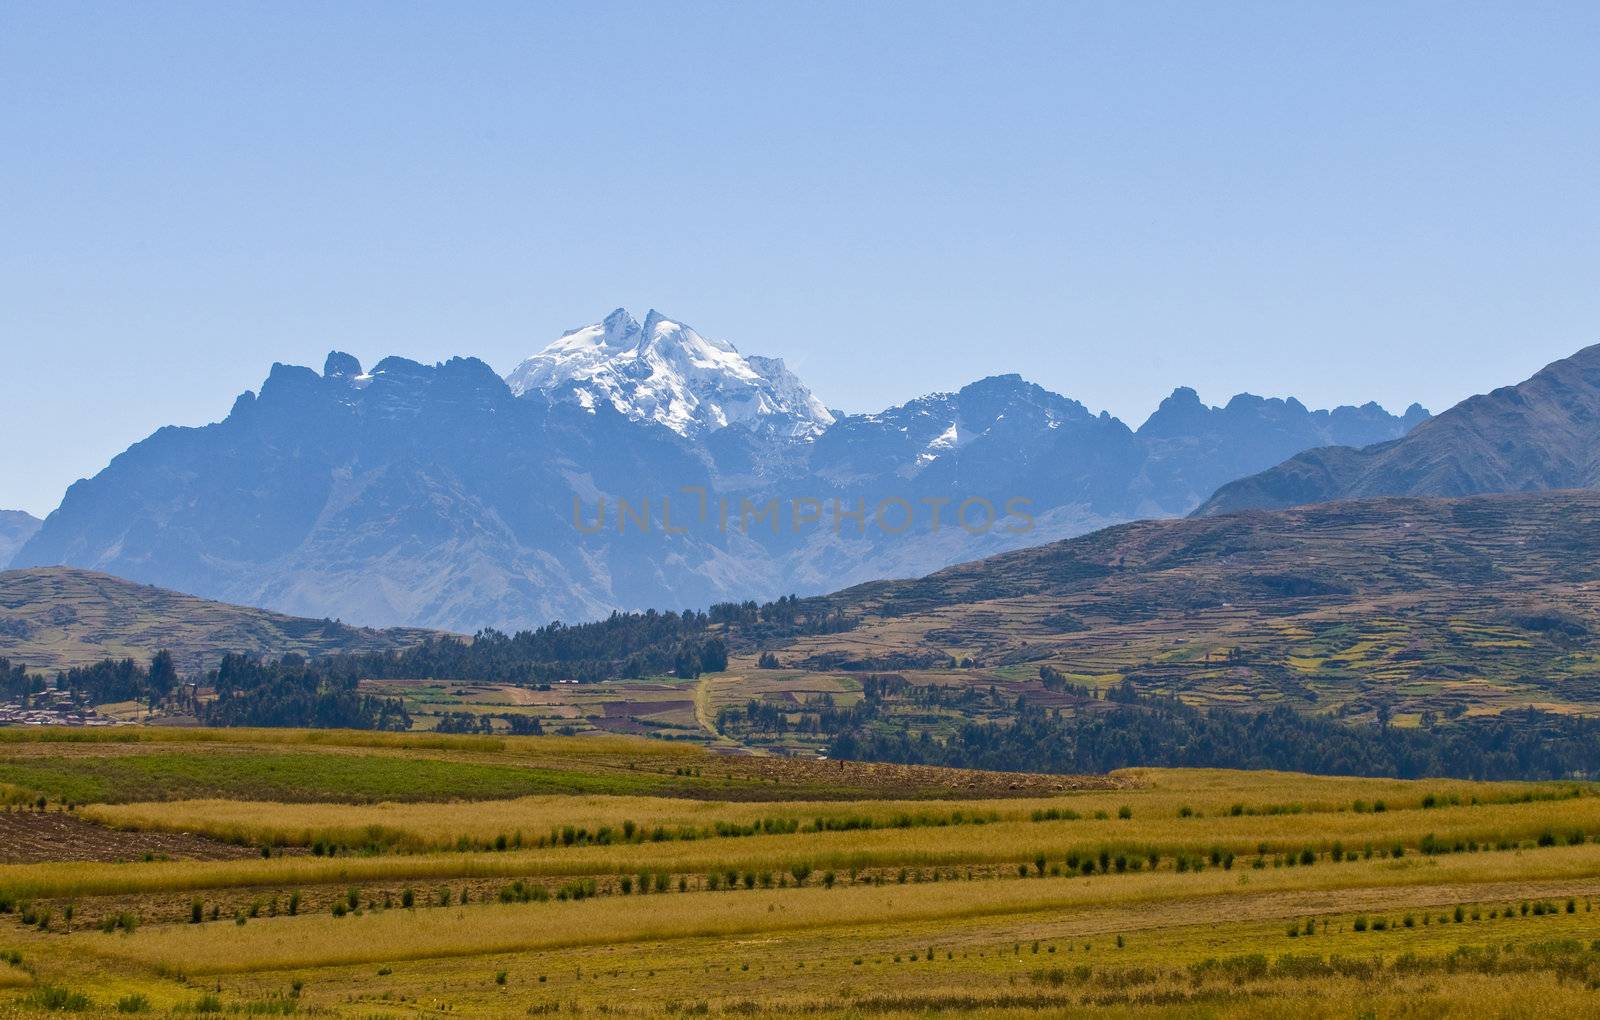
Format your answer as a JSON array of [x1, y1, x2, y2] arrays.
[[100, 911, 136, 934], [499, 880, 549, 904], [116, 993, 150, 1013], [26, 985, 91, 1011]]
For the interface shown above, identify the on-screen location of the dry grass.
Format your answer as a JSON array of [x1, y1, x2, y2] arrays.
[[7, 749, 1600, 1017], [59, 842, 1600, 975], [81, 766, 1594, 859]]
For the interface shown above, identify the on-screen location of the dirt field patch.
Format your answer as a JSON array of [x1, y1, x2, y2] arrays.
[[0, 810, 260, 863], [708, 754, 1130, 798]]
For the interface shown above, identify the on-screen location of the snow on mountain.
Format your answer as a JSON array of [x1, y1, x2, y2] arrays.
[[505, 309, 834, 438]]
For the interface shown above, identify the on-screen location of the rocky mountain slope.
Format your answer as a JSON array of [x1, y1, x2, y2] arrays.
[[14, 310, 1424, 630], [0, 511, 40, 569], [1195, 344, 1600, 515]]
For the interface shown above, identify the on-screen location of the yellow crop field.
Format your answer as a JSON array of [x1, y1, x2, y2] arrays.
[[0, 730, 1598, 1017]]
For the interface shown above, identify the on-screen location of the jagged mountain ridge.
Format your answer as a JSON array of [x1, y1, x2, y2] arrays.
[[1195, 344, 1600, 516], [15, 311, 1427, 630]]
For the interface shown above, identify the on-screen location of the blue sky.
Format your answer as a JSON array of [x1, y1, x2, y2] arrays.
[[3, 2, 1598, 517]]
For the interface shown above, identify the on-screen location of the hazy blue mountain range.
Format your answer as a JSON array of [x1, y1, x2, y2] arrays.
[[1196, 344, 1600, 516], [15, 310, 1426, 630], [0, 511, 41, 569]]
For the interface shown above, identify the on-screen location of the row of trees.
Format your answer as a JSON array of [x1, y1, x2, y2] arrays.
[[0, 650, 409, 730], [826, 682, 1600, 781], [0, 658, 43, 702], [0, 590, 785, 729], [202, 653, 411, 729], [0, 653, 178, 710], [271, 591, 836, 689], [433, 711, 543, 735]]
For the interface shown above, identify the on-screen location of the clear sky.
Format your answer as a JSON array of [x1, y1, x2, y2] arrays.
[[3, 2, 1598, 517]]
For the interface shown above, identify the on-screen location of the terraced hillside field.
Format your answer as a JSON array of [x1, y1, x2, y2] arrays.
[[0, 568, 442, 673], [0, 728, 1599, 1017], [773, 491, 1600, 726]]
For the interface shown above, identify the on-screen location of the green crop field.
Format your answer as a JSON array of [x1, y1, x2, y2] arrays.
[[0, 729, 1596, 1017]]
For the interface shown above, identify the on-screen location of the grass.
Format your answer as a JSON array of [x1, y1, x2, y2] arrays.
[[16, 801, 1585, 901], [0, 727, 1090, 805], [0, 749, 686, 804], [80, 767, 1593, 857], [7, 733, 1600, 1017], [63, 842, 1600, 975]]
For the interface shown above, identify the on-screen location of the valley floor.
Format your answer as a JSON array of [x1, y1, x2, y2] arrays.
[[0, 729, 1596, 1016]]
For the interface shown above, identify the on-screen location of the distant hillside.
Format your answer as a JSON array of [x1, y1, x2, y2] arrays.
[[0, 511, 41, 569], [781, 490, 1600, 723], [1195, 344, 1600, 516], [0, 567, 442, 673]]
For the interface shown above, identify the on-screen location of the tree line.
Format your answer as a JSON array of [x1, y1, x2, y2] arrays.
[[0, 591, 845, 730], [825, 679, 1600, 782]]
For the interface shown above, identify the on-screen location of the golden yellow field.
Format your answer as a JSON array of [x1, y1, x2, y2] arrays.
[[0, 729, 1598, 1017]]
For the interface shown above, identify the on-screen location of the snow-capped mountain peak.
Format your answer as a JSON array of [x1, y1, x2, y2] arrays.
[[506, 309, 834, 438]]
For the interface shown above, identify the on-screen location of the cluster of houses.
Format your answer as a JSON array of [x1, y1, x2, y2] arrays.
[[0, 691, 118, 727]]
